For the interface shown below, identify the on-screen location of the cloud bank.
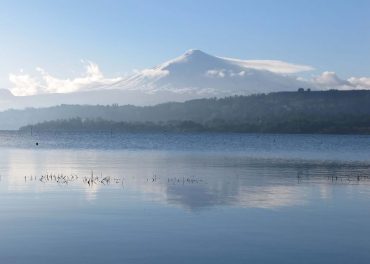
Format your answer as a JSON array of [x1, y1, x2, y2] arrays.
[[8, 56, 370, 96], [9, 61, 123, 96], [220, 57, 315, 74], [206, 69, 247, 78], [313, 71, 370, 90]]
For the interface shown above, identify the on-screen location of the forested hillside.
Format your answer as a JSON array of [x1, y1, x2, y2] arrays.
[[4, 90, 370, 133]]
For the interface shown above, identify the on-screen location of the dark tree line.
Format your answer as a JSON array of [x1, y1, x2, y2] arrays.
[[9, 89, 370, 134]]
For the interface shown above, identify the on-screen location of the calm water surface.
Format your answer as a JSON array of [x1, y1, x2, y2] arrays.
[[1, 132, 370, 263]]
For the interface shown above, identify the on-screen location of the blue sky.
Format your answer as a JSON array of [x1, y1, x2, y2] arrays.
[[0, 0, 369, 89]]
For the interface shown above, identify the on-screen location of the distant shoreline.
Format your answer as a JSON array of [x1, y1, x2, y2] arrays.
[[18, 117, 370, 135], [1, 90, 370, 133]]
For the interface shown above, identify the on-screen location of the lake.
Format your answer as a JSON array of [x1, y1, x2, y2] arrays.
[[1, 131, 370, 263]]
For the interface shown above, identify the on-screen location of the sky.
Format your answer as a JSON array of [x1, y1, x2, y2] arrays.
[[0, 0, 369, 93]]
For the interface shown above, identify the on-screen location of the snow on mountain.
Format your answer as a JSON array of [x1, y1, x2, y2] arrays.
[[1, 50, 314, 111], [113, 49, 312, 96]]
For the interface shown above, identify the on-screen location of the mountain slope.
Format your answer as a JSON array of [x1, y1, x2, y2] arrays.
[[1, 50, 313, 111], [0, 89, 14, 99], [114, 49, 311, 95]]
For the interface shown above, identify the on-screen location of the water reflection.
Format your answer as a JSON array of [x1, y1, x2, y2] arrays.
[[1, 149, 370, 210]]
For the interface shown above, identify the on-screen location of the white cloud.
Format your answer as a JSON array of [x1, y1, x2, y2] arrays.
[[312, 71, 370, 90], [348, 76, 370, 89], [206, 69, 226, 78], [8, 73, 40, 96], [9, 61, 123, 96], [140, 68, 169, 78], [206, 69, 248, 78], [220, 57, 315, 74], [313, 71, 350, 87]]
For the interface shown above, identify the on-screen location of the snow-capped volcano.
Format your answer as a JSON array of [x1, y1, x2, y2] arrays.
[[1, 50, 315, 111], [114, 49, 312, 96]]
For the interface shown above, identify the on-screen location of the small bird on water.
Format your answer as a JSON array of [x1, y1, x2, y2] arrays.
[[35, 142, 39, 146]]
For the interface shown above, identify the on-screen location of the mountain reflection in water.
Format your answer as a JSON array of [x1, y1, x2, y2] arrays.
[[1, 149, 370, 210]]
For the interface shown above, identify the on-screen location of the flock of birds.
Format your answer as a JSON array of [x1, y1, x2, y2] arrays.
[[296, 172, 370, 184], [19, 171, 370, 187], [22, 171, 204, 187]]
